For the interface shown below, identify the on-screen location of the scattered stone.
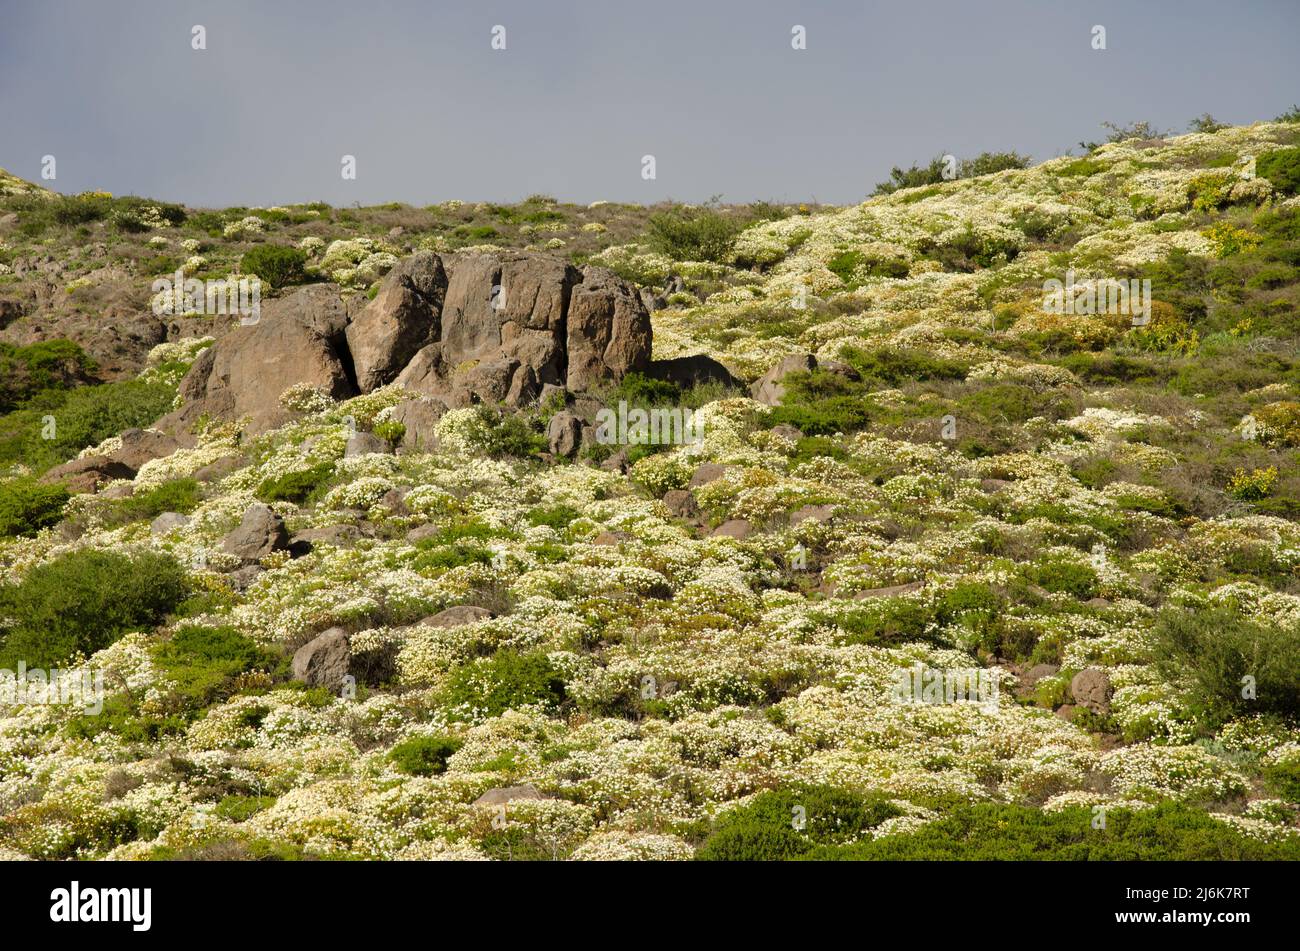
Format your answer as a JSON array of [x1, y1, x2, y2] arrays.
[[646, 354, 740, 391], [114, 428, 181, 470], [547, 411, 583, 458], [390, 396, 446, 452], [751, 353, 816, 406], [688, 463, 729, 488], [345, 431, 389, 457], [789, 504, 835, 526], [226, 565, 266, 593], [662, 489, 698, 518], [291, 627, 351, 689], [193, 455, 242, 483], [421, 605, 493, 628], [1070, 668, 1112, 714], [711, 519, 752, 540], [598, 448, 630, 474], [221, 503, 289, 562], [150, 512, 190, 535], [853, 581, 926, 600], [40, 456, 135, 494]]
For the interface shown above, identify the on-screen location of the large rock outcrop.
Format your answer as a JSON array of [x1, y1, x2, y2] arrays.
[[169, 251, 651, 433], [166, 284, 357, 433]]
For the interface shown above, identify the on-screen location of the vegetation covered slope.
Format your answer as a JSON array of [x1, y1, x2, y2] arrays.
[[1, 119, 1299, 860]]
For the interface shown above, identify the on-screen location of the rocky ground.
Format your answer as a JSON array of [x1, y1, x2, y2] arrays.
[[1, 121, 1299, 860]]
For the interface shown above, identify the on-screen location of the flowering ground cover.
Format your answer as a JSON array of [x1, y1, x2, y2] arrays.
[[1, 119, 1299, 860]]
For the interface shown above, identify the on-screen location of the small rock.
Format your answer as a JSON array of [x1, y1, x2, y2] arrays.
[[150, 512, 191, 535], [688, 463, 729, 488], [421, 605, 493, 628], [291, 627, 351, 689], [770, 423, 804, 442], [599, 448, 630, 474], [1070, 668, 1112, 713], [853, 581, 926, 600], [711, 519, 752, 540], [662, 489, 698, 518], [40, 456, 135, 494], [547, 411, 583, 458], [790, 504, 835, 526], [221, 503, 289, 562], [226, 565, 266, 593], [345, 431, 390, 457], [751, 354, 816, 406]]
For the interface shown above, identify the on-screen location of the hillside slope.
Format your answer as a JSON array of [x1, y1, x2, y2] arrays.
[[1, 121, 1299, 860]]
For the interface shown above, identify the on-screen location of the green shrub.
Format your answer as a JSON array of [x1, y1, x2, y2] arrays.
[[872, 152, 1031, 196], [1025, 559, 1099, 599], [0, 549, 189, 667], [1150, 606, 1300, 725], [526, 504, 581, 530], [1257, 147, 1300, 196], [695, 784, 902, 860], [769, 396, 872, 436], [646, 206, 742, 263], [214, 795, 276, 822], [0, 379, 177, 472], [239, 245, 308, 290], [442, 650, 566, 717], [472, 407, 547, 459], [256, 463, 334, 504], [610, 371, 681, 407], [0, 340, 97, 412], [804, 802, 1300, 860], [106, 477, 202, 527], [0, 477, 70, 537], [1263, 759, 1300, 803], [151, 624, 274, 708], [389, 735, 463, 776]]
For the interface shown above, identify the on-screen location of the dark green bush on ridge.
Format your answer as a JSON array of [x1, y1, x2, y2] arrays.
[[239, 245, 308, 290]]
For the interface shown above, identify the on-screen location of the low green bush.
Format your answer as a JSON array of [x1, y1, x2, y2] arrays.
[[0, 549, 189, 667], [389, 735, 463, 776], [0, 379, 176, 472], [1150, 606, 1300, 725], [0, 476, 70, 537], [442, 650, 566, 717], [646, 205, 743, 263], [1257, 147, 1300, 196], [256, 463, 334, 504], [695, 784, 902, 860], [239, 245, 308, 290], [804, 802, 1300, 860]]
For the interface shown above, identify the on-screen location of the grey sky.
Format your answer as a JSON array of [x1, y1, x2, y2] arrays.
[[2, 0, 1297, 207]]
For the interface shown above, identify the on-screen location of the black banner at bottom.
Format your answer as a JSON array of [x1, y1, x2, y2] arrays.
[[0, 859, 1284, 937]]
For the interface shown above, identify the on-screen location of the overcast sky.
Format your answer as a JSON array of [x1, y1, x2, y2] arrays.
[[2, 0, 1297, 207]]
